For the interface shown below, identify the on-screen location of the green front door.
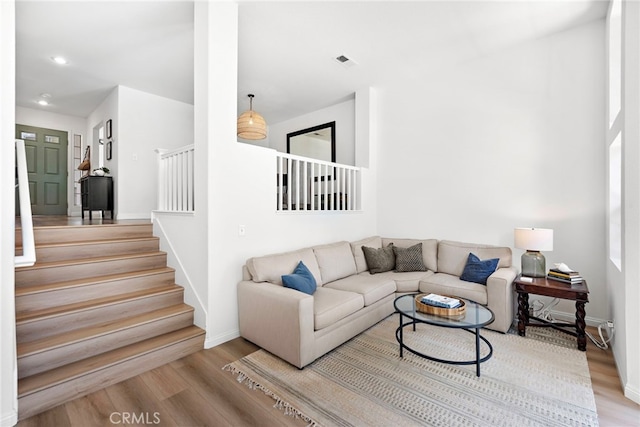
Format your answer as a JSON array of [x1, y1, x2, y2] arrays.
[[16, 124, 68, 215]]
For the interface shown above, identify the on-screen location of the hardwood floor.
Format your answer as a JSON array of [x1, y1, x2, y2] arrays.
[[17, 324, 639, 427]]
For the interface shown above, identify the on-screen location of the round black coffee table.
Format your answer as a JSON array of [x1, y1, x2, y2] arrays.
[[393, 294, 495, 377]]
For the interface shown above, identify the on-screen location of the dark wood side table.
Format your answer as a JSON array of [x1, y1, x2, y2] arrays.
[[514, 275, 589, 351], [80, 175, 114, 220]]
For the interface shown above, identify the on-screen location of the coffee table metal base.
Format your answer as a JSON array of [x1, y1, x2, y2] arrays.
[[396, 315, 493, 377]]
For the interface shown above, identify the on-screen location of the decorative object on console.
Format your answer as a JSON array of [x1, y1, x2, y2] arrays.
[[92, 167, 110, 176], [237, 94, 267, 140], [77, 145, 91, 175], [514, 227, 553, 277]]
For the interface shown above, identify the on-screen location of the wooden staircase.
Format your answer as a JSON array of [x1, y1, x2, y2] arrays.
[[14, 222, 205, 420]]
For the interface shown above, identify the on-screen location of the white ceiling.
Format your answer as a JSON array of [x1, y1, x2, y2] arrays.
[[15, 1, 608, 123], [16, 1, 194, 118]]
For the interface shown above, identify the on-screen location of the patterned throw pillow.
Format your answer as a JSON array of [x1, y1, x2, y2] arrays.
[[393, 243, 427, 272], [460, 252, 499, 285], [282, 261, 317, 295], [362, 244, 395, 274]]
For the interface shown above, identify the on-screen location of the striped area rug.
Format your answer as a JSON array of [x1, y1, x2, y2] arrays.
[[224, 315, 598, 426]]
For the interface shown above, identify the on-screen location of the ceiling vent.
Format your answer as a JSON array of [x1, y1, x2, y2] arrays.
[[335, 54, 358, 69]]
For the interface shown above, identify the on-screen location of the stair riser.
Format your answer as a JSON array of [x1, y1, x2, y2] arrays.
[[16, 254, 168, 287], [16, 224, 153, 246], [18, 288, 184, 343], [18, 310, 194, 379], [17, 333, 204, 420], [16, 270, 176, 315], [33, 238, 160, 263]]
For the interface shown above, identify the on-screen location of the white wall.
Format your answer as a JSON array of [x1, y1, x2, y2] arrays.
[[607, 0, 640, 404], [377, 22, 608, 323], [267, 98, 356, 165], [0, 1, 18, 425], [117, 86, 194, 219], [87, 86, 194, 219], [199, 3, 377, 347], [15, 107, 87, 216], [87, 88, 119, 216]]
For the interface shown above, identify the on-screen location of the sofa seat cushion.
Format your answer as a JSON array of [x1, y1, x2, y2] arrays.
[[313, 287, 364, 331], [324, 274, 396, 306], [419, 273, 488, 305], [372, 270, 434, 293]]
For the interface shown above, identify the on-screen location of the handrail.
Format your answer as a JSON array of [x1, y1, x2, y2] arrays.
[[15, 139, 36, 267]]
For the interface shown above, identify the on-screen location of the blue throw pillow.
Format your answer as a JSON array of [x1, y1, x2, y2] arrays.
[[282, 261, 317, 295], [460, 253, 499, 285]]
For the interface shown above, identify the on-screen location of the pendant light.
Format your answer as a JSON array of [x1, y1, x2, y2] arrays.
[[237, 94, 267, 140]]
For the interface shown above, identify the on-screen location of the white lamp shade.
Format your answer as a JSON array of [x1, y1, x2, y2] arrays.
[[514, 228, 553, 251]]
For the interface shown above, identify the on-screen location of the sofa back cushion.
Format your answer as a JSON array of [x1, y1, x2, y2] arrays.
[[381, 238, 438, 272], [350, 236, 382, 273], [313, 241, 357, 284], [247, 247, 323, 286], [438, 240, 512, 277]]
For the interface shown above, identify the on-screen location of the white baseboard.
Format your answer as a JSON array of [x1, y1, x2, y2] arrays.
[[205, 329, 240, 349], [1, 410, 17, 427], [625, 383, 640, 405], [116, 213, 152, 220], [548, 309, 606, 328]]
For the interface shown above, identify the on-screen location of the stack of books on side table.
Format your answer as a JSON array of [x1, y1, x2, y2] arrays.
[[421, 293, 462, 308], [547, 268, 583, 285]]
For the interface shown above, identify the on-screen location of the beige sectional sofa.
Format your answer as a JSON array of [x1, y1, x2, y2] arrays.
[[238, 236, 517, 368]]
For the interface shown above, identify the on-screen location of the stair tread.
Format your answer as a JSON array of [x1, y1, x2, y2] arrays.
[[18, 303, 194, 357], [16, 267, 175, 297], [16, 236, 159, 251], [18, 325, 204, 397], [16, 251, 166, 271], [16, 284, 183, 324]]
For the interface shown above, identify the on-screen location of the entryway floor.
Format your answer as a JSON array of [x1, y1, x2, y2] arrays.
[[16, 216, 150, 228]]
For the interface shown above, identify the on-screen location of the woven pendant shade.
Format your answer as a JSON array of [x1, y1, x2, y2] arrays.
[[237, 94, 267, 140]]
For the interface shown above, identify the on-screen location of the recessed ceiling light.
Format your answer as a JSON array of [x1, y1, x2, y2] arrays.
[[51, 56, 67, 65], [37, 99, 49, 106]]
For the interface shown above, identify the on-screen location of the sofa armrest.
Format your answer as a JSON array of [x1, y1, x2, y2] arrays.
[[485, 266, 518, 333], [237, 280, 315, 368]]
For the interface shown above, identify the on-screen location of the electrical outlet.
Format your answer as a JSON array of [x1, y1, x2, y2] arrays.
[[238, 224, 246, 236], [607, 320, 614, 329]]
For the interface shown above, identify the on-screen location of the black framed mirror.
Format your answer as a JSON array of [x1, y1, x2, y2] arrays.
[[286, 121, 335, 162]]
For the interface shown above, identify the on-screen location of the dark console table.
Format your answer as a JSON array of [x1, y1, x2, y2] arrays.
[[80, 175, 113, 220]]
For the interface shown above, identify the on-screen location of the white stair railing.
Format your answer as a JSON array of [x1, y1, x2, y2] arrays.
[[276, 152, 360, 212], [155, 145, 195, 213], [15, 139, 36, 267]]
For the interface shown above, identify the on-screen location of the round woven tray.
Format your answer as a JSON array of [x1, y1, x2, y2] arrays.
[[415, 294, 466, 317]]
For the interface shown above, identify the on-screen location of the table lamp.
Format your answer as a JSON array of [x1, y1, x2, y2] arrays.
[[514, 228, 553, 277]]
